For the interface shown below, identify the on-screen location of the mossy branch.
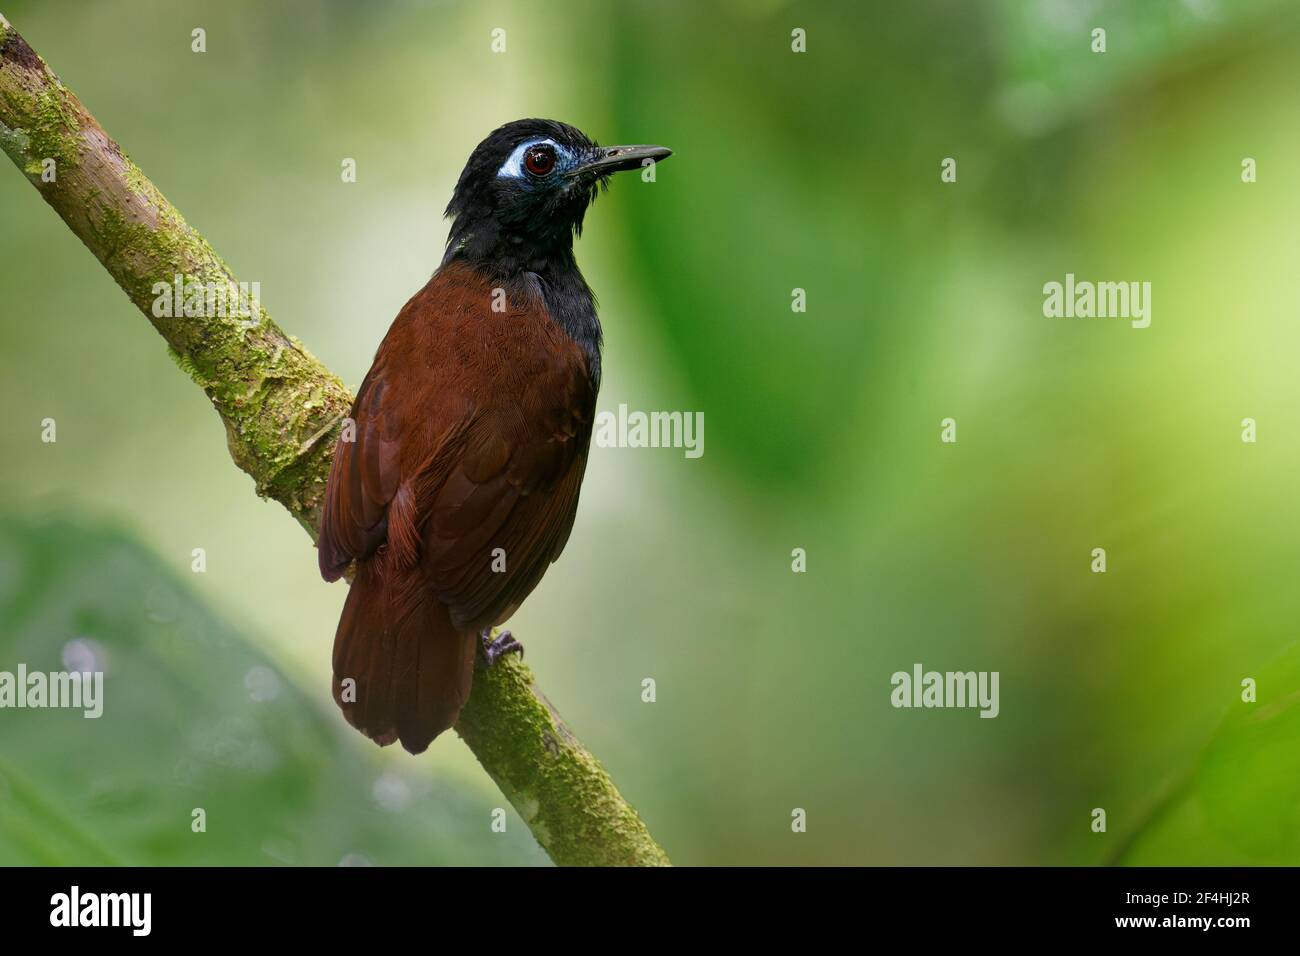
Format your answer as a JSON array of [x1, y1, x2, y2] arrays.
[[0, 14, 669, 867]]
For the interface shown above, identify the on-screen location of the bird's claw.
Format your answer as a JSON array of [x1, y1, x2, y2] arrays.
[[478, 628, 524, 668]]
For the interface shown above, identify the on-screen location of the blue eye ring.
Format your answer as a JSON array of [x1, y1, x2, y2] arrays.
[[524, 144, 556, 176]]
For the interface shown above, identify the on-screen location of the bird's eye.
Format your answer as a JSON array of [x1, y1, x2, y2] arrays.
[[524, 145, 556, 176]]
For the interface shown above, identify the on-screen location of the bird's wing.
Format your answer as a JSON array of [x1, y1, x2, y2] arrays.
[[317, 355, 406, 581], [318, 263, 595, 632], [420, 370, 593, 632]]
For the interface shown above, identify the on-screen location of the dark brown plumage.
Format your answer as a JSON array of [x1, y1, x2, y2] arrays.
[[320, 262, 596, 753]]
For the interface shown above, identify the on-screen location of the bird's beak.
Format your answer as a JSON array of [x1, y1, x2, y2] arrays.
[[572, 144, 672, 177]]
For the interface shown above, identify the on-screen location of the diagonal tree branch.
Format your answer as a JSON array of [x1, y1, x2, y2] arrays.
[[0, 13, 669, 867]]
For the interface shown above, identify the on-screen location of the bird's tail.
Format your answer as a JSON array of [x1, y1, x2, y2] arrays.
[[331, 560, 476, 754]]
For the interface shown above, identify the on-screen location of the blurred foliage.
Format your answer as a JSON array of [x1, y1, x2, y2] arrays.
[[2, 0, 1299, 865], [0, 514, 543, 865], [1122, 640, 1300, 865], [1198, 645, 1300, 861]]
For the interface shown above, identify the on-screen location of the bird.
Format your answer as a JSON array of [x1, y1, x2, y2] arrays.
[[317, 119, 671, 754]]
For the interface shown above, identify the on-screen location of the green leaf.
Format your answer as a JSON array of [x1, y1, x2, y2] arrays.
[[1118, 643, 1300, 864], [0, 513, 544, 866], [1197, 650, 1300, 860]]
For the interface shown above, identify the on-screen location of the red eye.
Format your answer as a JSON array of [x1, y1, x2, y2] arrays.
[[524, 145, 556, 176]]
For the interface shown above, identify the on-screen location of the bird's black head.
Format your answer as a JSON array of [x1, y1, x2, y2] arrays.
[[442, 118, 671, 273]]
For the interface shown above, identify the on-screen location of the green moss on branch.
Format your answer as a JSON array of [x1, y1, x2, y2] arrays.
[[458, 655, 670, 866], [0, 18, 352, 529]]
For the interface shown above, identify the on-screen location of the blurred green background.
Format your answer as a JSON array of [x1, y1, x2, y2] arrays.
[[2, 0, 1299, 865]]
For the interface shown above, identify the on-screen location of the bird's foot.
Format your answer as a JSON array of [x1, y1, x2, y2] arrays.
[[478, 628, 524, 668]]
